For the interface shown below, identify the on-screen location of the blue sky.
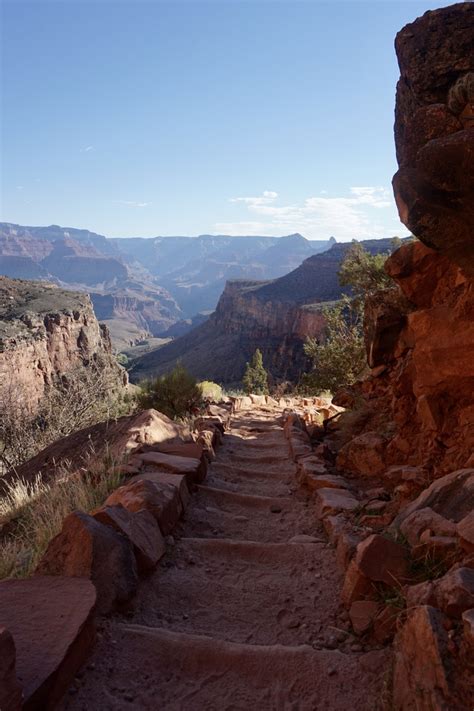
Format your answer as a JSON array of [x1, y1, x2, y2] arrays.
[[1, 0, 448, 240]]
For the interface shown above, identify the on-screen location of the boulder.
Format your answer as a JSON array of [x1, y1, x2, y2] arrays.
[[315, 488, 359, 518], [157, 442, 208, 482], [129, 471, 191, 509], [105, 478, 183, 535], [36, 511, 137, 614], [393, 606, 451, 711], [336, 432, 387, 477], [462, 608, 474, 648], [8, 408, 190, 488], [322, 514, 346, 545], [405, 580, 438, 610], [0, 577, 95, 710], [458, 511, 474, 553], [354, 534, 408, 587], [400, 506, 457, 547], [393, 469, 474, 529], [349, 600, 381, 635], [93, 505, 165, 572], [437, 567, 474, 618], [135, 451, 202, 486], [385, 465, 428, 487], [373, 605, 399, 644], [195, 429, 216, 460], [299, 463, 349, 492], [341, 560, 374, 607], [336, 531, 361, 571], [0, 627, 22, 711]]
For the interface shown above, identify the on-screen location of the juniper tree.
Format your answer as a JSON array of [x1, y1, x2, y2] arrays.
[[242, 349, 269, 395]]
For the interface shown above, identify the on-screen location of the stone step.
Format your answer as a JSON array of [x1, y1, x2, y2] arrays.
[[197, 485, 293, 510], [63, 625, 388, 711], [125, 537, 339, 647]]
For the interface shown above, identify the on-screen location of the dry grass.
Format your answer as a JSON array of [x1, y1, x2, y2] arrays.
[[0, 453, 125, 580]]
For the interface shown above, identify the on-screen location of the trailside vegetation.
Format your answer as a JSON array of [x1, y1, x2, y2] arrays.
[[242, 349, 269, 395], [137, 363, 202, 419], [300, 241, 396, 394]]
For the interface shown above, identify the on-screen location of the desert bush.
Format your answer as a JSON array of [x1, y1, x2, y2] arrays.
[[300, 242, 397, 395], [137, 363, 202, 419], [0, 357, 132, 472], [300, 297, 367, 393], [198, 380, 223, 401], [242, 349, 269, 395], [0, 453, 124, 579]]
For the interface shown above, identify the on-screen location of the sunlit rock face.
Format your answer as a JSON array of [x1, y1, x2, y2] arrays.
[[392, 2, 474, 273], [0, 277, 126, 412]]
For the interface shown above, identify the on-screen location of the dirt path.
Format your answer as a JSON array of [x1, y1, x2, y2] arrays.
[[63, 406, 388, 710]]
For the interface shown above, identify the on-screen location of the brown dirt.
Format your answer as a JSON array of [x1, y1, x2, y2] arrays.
[[61, 407, 390, 710]]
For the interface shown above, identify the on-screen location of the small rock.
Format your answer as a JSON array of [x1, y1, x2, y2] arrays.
[[270, 505, 282, 514]]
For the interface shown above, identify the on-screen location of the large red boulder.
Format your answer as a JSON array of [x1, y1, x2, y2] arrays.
[[393, 605, 452, 710], [336, 432, 387, 477], [354, 534, 408, 587], [93, 505, 165, 572], [0, 577, 95, 710], [0, 627, 22, 711], [105, 478, 183, 535], [36, 511, 137, 614]]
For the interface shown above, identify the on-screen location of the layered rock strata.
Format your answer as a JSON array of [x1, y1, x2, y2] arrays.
[[0, 277, 126, 411]]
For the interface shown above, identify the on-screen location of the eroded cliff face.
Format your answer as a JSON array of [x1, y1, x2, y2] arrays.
[[0, 277, 126, 411], [393, 2, 474, 272], [130, 239, 396, 385], [362, 240, 474, 477], [343, 2, 474, 482]]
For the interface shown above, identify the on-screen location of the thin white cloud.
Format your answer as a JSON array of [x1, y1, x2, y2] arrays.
[[218, 187, 407, 240], [80, 145, 95, 152], [230, 190, 279, 209], [113, 200, 151, 208]]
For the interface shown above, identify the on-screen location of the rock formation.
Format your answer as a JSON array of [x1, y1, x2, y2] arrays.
[[0, 277, 125, 412], [392, 2, 474, 274], [322, 4, 474, 707], [129, 238, 395, 385], [345, 2, 474, 480]]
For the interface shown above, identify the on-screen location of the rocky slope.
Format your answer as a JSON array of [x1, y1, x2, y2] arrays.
[[322, 6, 474, 707], [129, 238, 395, 385], [0, 276, 126, 411]]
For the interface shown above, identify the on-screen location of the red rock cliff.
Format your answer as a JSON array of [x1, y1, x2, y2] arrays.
[[0, 277, 126, 411], [346, 3, 474, 481]]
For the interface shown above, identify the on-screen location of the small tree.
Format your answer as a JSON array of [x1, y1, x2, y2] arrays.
[[338, 240, 393, 303], [301, 241, 397, 395], [137, 363, 202, 419], [300, 297, 366, 393], [242, 349, 269, 395]]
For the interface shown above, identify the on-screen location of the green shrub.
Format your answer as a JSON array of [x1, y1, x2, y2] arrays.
[[300, 241, 397, 395], [300, 297, 367, 393], [198, 380, 223, 401], [137, 363, 202, 419], [242, 349, 269, 395]]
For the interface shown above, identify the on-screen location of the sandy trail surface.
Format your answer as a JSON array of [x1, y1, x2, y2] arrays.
[[62, 407, 389, 710]]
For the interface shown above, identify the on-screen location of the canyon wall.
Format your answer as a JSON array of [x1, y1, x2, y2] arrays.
[[343, 2, 474, 482], [130, 239, 395, 385], [0, 277, 126, 411]]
